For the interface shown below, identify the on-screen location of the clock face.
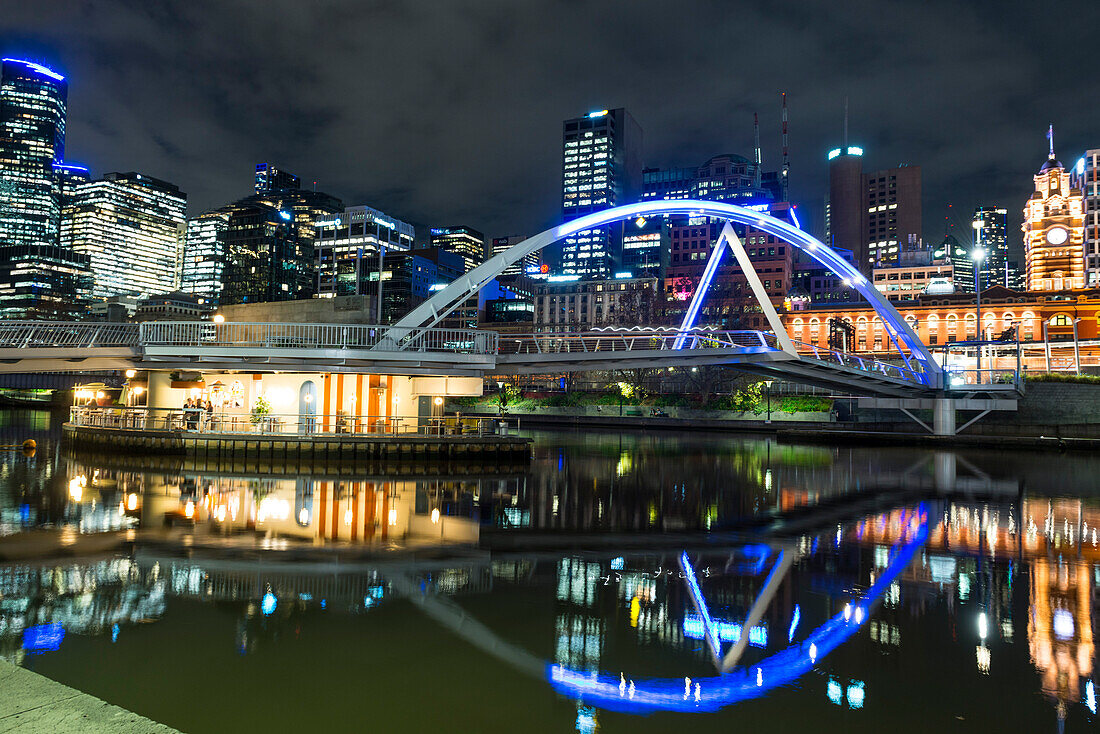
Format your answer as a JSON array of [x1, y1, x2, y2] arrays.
[[1046, 227, 1068, 245]]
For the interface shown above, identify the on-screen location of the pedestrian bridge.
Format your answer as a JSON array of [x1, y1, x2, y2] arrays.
[[0, 320, 949, 397]]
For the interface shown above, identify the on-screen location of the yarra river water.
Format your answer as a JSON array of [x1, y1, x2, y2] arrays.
[[2, 408, 1100, 732]]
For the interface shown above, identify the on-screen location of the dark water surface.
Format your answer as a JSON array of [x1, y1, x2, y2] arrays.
[[1, 408, 1099, 732]]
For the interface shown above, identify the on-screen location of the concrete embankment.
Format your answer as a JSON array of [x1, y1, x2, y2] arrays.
[[0, 658, 179, 732], [776, 428, 1100, 452]]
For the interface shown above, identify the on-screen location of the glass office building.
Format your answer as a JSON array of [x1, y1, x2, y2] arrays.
[[181, 208, 231, 303], [315, 205, 414, 298], [61, 172, 186, 299], [430, 225, 485, 274]]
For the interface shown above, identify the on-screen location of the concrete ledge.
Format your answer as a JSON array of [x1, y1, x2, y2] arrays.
[[0, 658, 179, 732], [778, 428, 1100, 452]]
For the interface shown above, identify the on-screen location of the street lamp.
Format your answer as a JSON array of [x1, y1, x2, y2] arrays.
[[971, 227, 985, 376], [763, 379, 774, 424]]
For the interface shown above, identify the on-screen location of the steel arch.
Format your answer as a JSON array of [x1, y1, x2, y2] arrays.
[[386, 200, 941, 383]]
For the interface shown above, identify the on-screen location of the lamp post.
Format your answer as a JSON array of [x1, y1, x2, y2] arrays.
[[764, 379, 774, 424], [1073, 317, 1082, 375], [971, 221, 985, 376]]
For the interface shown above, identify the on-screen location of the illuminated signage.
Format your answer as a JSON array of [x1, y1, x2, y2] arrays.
[[846, 146, 864, 156], [828, 148, 842, 160], [374, 217, 396, 230], [588, 110, 609, 118], [682, 615, 768, 648], [548, 275, 580, 282], [428, 283, 447, 291], [614, 271, 632, 279]]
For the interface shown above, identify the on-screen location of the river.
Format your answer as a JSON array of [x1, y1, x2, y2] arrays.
[[0, 408, 1097, 732]]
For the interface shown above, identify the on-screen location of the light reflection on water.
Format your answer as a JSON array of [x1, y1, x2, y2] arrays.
[[0, 410, 1099, 730]]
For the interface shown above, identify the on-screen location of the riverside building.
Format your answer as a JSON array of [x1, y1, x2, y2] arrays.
[[314, 205, 414, 299], [559, 108, 642, 279], [1024, 134, 1085, 291], [181, 208, 230, 304], [61, 172, 186, 299]]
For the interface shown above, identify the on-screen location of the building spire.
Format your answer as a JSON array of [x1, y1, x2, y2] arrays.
[[844, 97, 849, 148], [1047, 124, 1055, 159]]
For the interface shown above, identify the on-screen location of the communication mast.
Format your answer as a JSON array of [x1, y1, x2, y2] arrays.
[[781, 93, 789, 202]]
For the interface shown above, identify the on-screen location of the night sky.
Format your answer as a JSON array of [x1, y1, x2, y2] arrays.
[[5, 0, 1099, 249]]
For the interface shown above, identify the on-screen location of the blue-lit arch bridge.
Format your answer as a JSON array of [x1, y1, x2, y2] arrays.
[[0, 200, 1019, 432]]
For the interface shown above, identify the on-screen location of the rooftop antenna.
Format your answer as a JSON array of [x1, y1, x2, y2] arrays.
[[781, 93, 789, 202], [1047, 124, 1055, 160], [843, 97, 849, 148], [753, 112, 762, 190]]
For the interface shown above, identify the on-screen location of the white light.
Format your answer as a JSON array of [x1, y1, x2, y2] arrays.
[[388, 508, 398, 526], [846, 146, 864, 156], [978, 612, 988, 640], [846, 681, 865, 709], [827, 678, 843, 705], [827, 148, 842, 160], [844, 603, 852, 621], [125, 369, 136, 379], [431, 508, 440, 524], [126, 493, 138, 511], [1086, 680, 1096, 714], [1053, 608, 1075, 640], [213, 314, 225, 323]]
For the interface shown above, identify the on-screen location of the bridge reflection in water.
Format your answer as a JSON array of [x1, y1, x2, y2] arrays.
[[2, 493, 1097, 728]]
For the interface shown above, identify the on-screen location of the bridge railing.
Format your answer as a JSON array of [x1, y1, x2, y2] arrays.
[[498, 330, 772, 355], [0, 321, 140, 348], [69, 406, 504, 437], [792, 339, 928, 385], [138, 322, 498, 355], [945, 368, 1022, 390]]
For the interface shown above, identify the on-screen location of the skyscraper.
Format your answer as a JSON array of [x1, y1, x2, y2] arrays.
[[0, 59, 92, 319], [825, 146, 922, 275], [315, 205, 414, 298], [1070, 150, 1100, 286], [255, 163, 300, 194], [972, 207, 1008, 290], [430, 226, 485, 274], [1023, 132, 1085, 291], [61, 172, 187, 299], [0, 58, 67, 250], [559, 108, 642, 279], [181, 208, 231, 303], [490, 235, 540, 277]]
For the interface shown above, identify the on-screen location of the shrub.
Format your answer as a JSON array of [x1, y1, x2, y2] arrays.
[[1025, 372, 1100, 384]]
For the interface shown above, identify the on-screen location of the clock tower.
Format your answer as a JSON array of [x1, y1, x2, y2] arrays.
[[1024, 126, 1085, 291]]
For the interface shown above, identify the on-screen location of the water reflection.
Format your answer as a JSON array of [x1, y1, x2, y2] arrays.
[[2, 411, 1100, 729], [0, 497, 1096, 729]]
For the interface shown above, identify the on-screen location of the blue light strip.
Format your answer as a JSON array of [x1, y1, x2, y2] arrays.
[[548, 504, 930, 714], [679, 551, 722, 662], [2, 58, 65, 82], [683, 616, 768, 647], [788, 604, 801, 642], [543, 200, 936, 383]]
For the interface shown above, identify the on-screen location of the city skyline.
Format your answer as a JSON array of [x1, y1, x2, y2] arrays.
[[3, 1, 1099, 243]]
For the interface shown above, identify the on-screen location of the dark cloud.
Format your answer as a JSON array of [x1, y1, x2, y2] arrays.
[[3, 0, 1098, 249]]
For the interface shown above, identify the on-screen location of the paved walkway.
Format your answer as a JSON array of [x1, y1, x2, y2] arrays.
[[0, 659, 179, 733]]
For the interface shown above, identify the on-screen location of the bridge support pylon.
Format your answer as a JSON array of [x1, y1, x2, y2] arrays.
[[933, 398, 955, 436]]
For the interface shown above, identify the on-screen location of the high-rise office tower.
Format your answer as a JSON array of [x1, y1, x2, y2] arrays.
[[315, 205, 414, 298], [559, 108, 642, 279], [430, 226, 485, 274], [61, 172, 186, 299], [490, 235, 540, 277], [1023, 132, 1085, 291], [181, 208, 231, 303], [933, 234, 974, 294], [255, 163, 300, 194], [0, 58, 67, 249], [220, 167, 343, 304], [0, 59, 92, 319], [825, 145, 921, 275], [972, 207, 1008, 290], [825, 146, 864, 260], [1070, 150, 1100, 286]]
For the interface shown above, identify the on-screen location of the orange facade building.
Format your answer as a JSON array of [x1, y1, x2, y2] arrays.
[[1024, 144, 1086, 291], [783, 286, 1100, 355]]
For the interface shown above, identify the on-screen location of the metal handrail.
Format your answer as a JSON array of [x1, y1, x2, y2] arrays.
[[68, 406, 504, 438], [0, 321, 140, 348], [137, 322, 498, 355]]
